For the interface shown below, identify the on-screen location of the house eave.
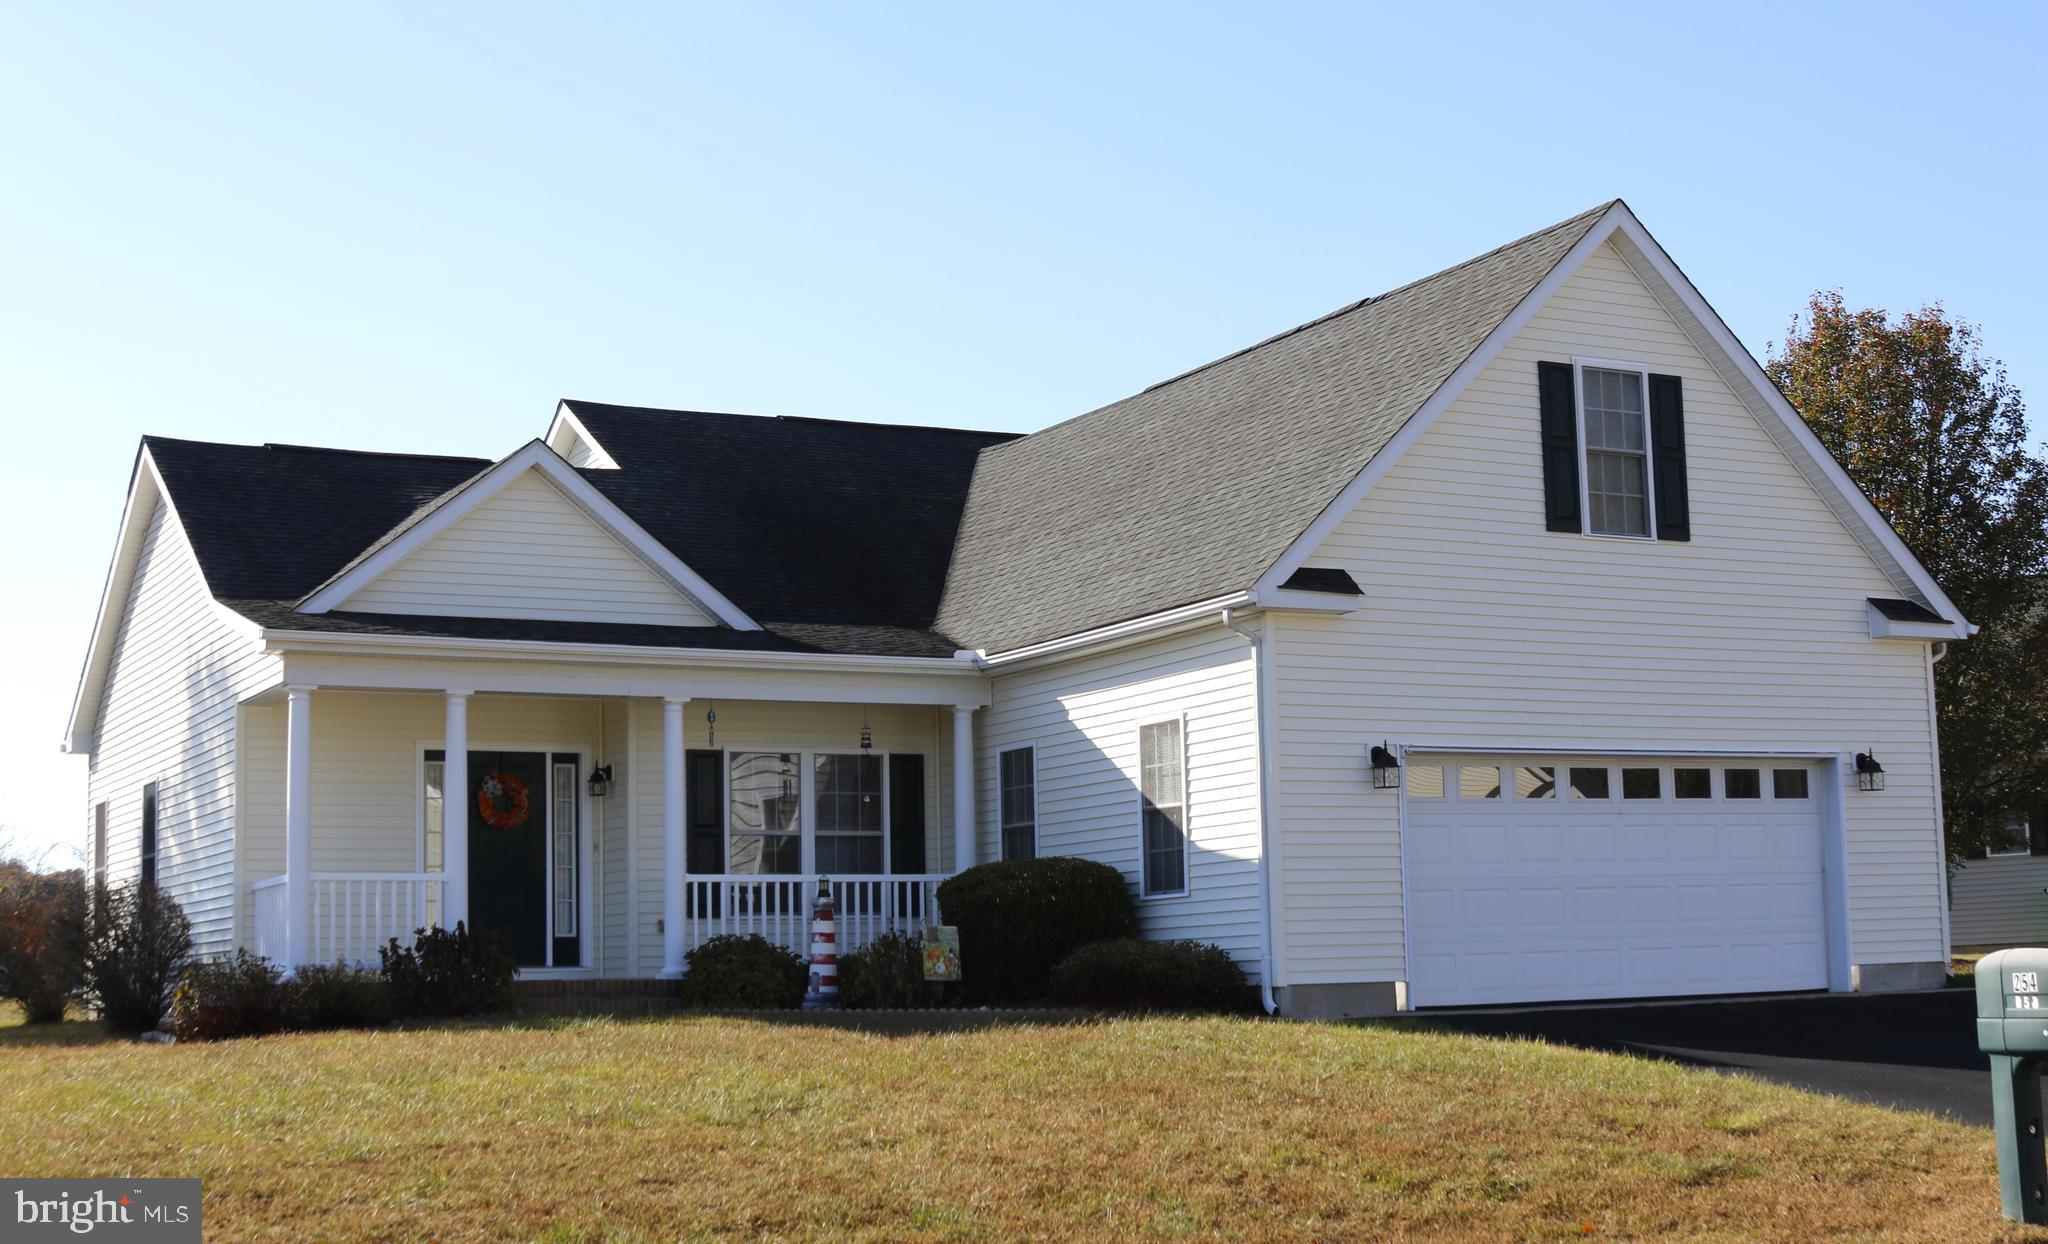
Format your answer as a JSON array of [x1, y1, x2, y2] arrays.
[[257, 627, 990, 677]]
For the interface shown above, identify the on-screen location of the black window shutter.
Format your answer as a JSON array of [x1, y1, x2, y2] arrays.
[[1648, 373, 1691, 542], [2029, 806, 2048, 857], [1536, 361, 1580, 532]]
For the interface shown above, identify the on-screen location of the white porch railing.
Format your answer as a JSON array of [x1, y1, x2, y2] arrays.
[[250, 873, 448, 968], [683, 874, 945, 959]]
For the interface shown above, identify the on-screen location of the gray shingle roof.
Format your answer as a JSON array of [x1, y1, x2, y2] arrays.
[[936, 202, 1614, 653]]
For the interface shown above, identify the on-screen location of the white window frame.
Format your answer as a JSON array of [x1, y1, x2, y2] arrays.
[[999, 743, 1039, 862], [1573, 356, 1659, 541], [810, 749, 891, 876], [1988, 812, 2033, 859], [1135, 715, 1190, 899], [707, 746, 909, 878]]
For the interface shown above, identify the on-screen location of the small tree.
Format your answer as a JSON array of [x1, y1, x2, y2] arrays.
[[1769, 293, 2048, 858], [0, 862, 87, 1023], [85, 882, 193, 1032]]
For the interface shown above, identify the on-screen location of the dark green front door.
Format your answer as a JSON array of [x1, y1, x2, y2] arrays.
[[466, 750, 549, 967]]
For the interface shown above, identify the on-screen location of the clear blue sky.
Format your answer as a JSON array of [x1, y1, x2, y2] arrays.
[[4, 2, 2043, 864]]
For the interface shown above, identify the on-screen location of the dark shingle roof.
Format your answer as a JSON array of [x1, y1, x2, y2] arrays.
[[144, 203, 1618, 660], [563, 404, 1017, 629], [1868, 597, 1949, 626], [147, 438, 491, 600], [1278, 567, 1363, 596], [144, 419, 1008, 658], [935, 202, 1614, 653]]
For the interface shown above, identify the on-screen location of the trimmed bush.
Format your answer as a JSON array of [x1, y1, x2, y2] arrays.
[[839, 930, 944, 1010], [935, 857, 1137, 1003], [287, 962, 393, 1030], [675, 934, 808, 1009], [85, 882, 193, 1033], [170, 951, 288, 1041], [1047, 938, 1255, 1014], [0, 864, 87, 1023], [380, 923, 517, 1019]]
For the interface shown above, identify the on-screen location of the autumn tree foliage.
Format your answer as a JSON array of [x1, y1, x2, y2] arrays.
[[1768, 293, 2048, 859]]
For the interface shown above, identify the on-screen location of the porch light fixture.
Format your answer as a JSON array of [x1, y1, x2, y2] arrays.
[[1370, 742, 1401, 790], [1854, 750, 1886, 792], [587, 765, 613, 798]]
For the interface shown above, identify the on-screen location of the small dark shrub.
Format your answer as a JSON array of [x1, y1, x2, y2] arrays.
[[379, 922, 517, 1019], [839, 931, 945, 1010], [85, 882, 193, 1032], [0, 864, 87, 1023], [936, 858, 1137, 1003], [286, 962, 393, 1030], [170, 951, 288, 1041], [1047, 939, 1255, 1014], [675, 934, 808, 1009]]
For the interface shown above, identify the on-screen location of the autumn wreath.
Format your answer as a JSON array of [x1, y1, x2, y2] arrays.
[[477, 772, 531, 831]]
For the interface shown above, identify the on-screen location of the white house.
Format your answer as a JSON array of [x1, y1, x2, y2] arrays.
[[64, 201, 1972, 1017], [1948, 812, 2048, 951]]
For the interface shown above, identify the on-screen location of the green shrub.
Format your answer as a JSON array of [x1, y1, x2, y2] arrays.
[[85, 882, 193, 1032], [0, 864, 86, 1023], [1047, 938, 1255, 1014], [839, 930, 945, 1009], [287, 962, 393, 1030], [935, 857, 1137, 1003], [380, 922, 517, 1019], [675, 934, 808, 1009], [170, 950, 288, 1041]]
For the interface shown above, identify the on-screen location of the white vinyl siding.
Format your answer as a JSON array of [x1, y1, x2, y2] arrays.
[[1268, 239, 1947, 991], [87, 496, 281, 956], [1950, 855, 2048, 950], [337, 469, 716, 626], [979, 627, 1262, 973]]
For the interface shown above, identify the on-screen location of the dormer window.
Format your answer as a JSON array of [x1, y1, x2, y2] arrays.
[[1577, 362, 1654, 538]]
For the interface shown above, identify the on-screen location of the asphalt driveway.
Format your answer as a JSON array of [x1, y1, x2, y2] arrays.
[[1403, 988, 1995, 1125]]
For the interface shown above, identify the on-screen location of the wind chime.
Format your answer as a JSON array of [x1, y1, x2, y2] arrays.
[[705, 702, 716, 748]]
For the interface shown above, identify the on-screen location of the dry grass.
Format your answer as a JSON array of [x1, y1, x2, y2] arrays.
[[1, 1002, 2038, 1242]]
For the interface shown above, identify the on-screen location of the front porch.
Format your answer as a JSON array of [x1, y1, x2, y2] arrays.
[[238, 662, 986, 977]]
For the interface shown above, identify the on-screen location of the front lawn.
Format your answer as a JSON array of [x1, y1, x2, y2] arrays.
[[0, 1004, 2033, 1241]]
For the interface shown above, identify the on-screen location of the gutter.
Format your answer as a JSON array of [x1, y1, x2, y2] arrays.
[[1220, 606, 1281, 1017], [976, 593, 1255, 669]]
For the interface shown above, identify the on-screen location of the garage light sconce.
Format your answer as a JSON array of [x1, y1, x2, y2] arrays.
[[1854, 751, 1885, 792], [1369, 743, 1401, 790], [587, 764, 614, 799]]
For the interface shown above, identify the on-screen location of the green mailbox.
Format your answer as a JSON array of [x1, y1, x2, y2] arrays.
[[1976, 948, 2048, 1223]]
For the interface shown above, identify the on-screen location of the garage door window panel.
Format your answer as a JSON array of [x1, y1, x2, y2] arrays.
[[1674, 768, 1712, 799], [1772, 769, 1809, 800], [1622, 768, 1662, 800], [1409, 765, 1445, 799], [1725, 768, 1762, 800], [1569, 767, 1611, 800], [1514, 766, 1556, 799], [1459, 766, 1501, 800]]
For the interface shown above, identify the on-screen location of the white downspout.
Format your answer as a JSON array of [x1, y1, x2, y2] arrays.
[[1221, 608, 1280, 1016]]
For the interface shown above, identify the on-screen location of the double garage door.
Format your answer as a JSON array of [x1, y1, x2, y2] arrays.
[[1406, 755, 1829, 1008]]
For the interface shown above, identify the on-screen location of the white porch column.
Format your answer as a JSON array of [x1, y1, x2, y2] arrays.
[[952, 705, 976, 874], [661, 696, 689, 978], [283, 685, 314, 970], [443, 691, 471, 931]]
